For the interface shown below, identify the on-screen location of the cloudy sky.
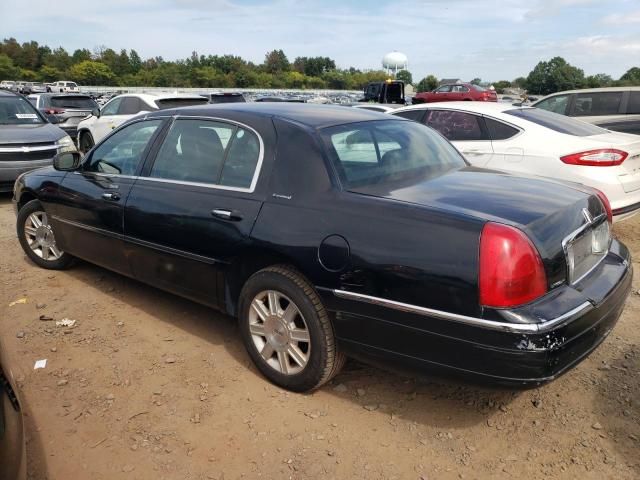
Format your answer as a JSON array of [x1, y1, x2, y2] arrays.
[[1, 0, 639, 82]]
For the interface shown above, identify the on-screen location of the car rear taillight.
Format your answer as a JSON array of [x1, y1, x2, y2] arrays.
[[593, 188, 613, 224], [479, 222, 547, 308], [560, 149, 628, 167], [43, 107, 66, 115]]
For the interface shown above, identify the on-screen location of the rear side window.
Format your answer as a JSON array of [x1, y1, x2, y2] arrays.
[[155, 98, 209, 109], [534, 95, 570, 115], [150, 119, 261, 189], [392, 110, 425, 121], [425, 110, 486, 141], [573, 92, 623, 116], [626, 92, 640, 114], [50, 96, 97, 109], [506, 108, 606, 136], [118, 97, 144, 115], [484, 117, 519, 140]]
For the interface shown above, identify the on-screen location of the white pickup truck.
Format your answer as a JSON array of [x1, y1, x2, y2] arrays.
[[47, 81, 80, 93]]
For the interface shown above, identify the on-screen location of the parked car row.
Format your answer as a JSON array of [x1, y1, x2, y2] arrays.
[[1, 80, 79, 94]]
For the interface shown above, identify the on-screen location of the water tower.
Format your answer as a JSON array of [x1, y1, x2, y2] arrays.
[[382, 51, 408, 76]]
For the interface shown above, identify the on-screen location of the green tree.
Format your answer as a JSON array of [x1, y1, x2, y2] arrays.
[[396, 69, 413, 84], [526, 56, 585, 95], [39, 65, 62, 82], [44, 47, 71, 72], [129, 49, 142, 73], [264, 49, 290, 74], [72, 48, 92, 64], [620, 67, 640, 85], [493, 80, 512, 94], [470, 77, 482, 85], [585, 73, 613, 88], [68, 60, 116, 85], [416, 75, 438, 92], [0, 54, 18, 79], [512, 77, 527, 88]]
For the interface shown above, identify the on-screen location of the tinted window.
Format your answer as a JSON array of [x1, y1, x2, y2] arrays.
[[118, 97, 143, 115], [50, 95, 97, 109], [425, 110, 486, 141], [219, 127, 261, 188], [534, 95, 570, 115], [484, 117, 520, 140], [0, 96, 44, 125], [322, 120, 465, 188], [155, 98, 208, 109], [151, 119, 234, 184], [573, 92, 623, 116], [101, 97, 122, 116], [506, 108, 606, 136], [393, 110, 425, 121], [452, 85, 469, 93], [627, 92, 640, 115], [209, 94, 246, 104], [436, 85, 451, 93], [86, 120, 162, 175]]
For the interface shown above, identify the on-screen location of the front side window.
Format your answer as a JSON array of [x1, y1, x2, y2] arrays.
[[436, 85, 451, 93], [150, 119, 261, 189], [506, 108, 606, 136], [322, 120, 465, 188], [425, 110, 486, 141], [534, 94, 570, 115], [86, 120, 162, 175], [573, 92, 623, 116], [0, 96, 44, 125], [101, 97, 123, 116]]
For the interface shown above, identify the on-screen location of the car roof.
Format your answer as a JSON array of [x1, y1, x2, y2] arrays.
[[394, 101, 520, 115], [147, 103, 395, 129], [536, 86, 640, 96], [0, 89, 20, 97]]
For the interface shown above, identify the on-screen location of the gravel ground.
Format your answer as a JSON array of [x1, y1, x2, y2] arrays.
[[0, 193, 638, 480]]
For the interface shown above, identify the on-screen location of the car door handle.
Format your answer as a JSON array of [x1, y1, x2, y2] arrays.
[[102, 192, 121, 201], [211, 209, 242, 221], [462, 149, 484, 155]]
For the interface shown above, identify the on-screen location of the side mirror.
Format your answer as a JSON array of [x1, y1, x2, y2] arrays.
[[53, 151, 82, 171], [91, 107, 100, 118]]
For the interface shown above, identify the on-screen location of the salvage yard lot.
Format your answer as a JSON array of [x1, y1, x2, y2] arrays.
[[0, 193, 638, 480]]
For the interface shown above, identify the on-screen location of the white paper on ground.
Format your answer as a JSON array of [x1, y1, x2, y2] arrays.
[[34, 359, 47, 369]]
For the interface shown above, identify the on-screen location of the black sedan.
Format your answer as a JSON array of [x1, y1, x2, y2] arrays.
[[12, 103, 632, 392]]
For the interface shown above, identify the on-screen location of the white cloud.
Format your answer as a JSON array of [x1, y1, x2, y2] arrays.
[[603, 10, 640, 24]]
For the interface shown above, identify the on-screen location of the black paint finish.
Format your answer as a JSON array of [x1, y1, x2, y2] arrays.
[[12, 103, 633, 386]]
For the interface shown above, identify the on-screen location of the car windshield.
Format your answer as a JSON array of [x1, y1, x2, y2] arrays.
[[0, 96, 44, 125], [50, 95, 97, 109], [505, 108, 607, 136], [321, 120, 466, 189], [155, 98, 209, 109]]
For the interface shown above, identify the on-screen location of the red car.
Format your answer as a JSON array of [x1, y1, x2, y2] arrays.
[[412, 83, 498, 104]]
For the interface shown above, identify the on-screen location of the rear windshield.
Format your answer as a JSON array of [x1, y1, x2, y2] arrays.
[[155, 98, 209, 109], [321, 120, 466, 189], [0, 96, 44, 125], [209, 94, 246, 104], [50, 96, 97, 109], [505, 108, 606, 137], [470, 84, 487, 92]]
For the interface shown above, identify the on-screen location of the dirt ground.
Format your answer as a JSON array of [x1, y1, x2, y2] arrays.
[[0, 193, 638, 480]]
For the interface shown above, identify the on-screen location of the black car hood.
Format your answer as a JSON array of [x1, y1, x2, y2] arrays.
[[0, 123, 66, 144]]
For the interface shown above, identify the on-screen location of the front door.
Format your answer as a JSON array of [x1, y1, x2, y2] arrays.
[[124, 117, 266, 308], [91, 96, 130, 142], [52, 118, 165, 274]]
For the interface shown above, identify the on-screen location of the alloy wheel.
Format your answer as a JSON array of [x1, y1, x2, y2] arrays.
[[248, 290, 311, 375], [23, 211, 63, 261]]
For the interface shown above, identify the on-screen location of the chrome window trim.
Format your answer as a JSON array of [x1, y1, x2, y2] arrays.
[[332, 289, 593, 333], [561, 213, 609, 285], [147, 115, 265, 193]]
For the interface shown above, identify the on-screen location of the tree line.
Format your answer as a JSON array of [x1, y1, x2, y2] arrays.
[[1, 38, 639, 95]]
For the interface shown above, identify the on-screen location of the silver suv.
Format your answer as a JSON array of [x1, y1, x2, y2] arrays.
[[532, 87, 640, 135]]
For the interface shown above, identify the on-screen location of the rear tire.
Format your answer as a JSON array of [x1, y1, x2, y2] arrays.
[[16, 200, 73, 270], [238, 265, 345, 392]]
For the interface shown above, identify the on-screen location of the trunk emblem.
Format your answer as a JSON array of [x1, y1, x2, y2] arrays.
[[582, 208, 593, 225]]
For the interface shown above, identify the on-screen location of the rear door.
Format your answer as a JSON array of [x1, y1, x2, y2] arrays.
[[423, 109, 494, 165], [53, 118, 165, 274], [569, 91, 625, 125], [431, 85, 452, 102], [483, 116, 524, 167], [124, 117, 267, 307]]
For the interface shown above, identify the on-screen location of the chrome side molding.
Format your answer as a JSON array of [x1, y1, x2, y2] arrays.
[[332, 289, 592, 333]]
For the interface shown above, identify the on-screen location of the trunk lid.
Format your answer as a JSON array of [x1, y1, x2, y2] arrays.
[[350, 166, 605, 288]]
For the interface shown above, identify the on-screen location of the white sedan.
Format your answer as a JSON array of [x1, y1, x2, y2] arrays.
[[391, 102, 640, 221], [76, 93, 209, 153]]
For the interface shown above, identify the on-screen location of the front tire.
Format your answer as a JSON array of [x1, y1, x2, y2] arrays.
[[78, 131, 94, 154], [238, 265, 345, 392], [17, 200, 73, 270]]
